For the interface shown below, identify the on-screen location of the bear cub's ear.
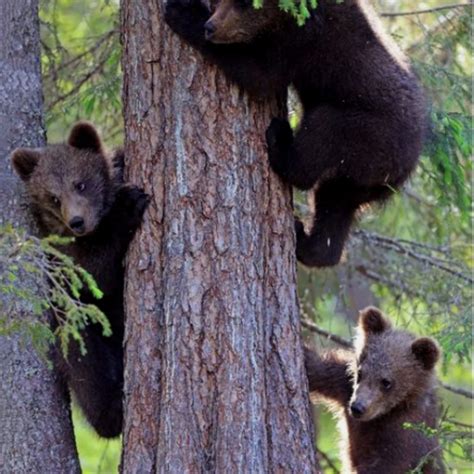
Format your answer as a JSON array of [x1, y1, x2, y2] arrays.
[[11, 148, 41, 181], [359, 306, 391, 334], [68, 121, 103, 153], [412, 337, 440, 371]]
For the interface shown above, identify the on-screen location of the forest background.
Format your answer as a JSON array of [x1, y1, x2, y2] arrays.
[[10, 0, 474, 472]]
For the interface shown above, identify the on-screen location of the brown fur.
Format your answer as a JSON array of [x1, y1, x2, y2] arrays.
[[305, 307, 444, 473], [12, 122, 118, 237], [165, 0, 427, 267], [205, 0, 285, 43], [11, 122, 149, 438]]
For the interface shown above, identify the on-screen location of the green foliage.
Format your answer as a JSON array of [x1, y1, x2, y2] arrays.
[[405, 408, 474, 473], [278, 0, 318, 26], [40, 0, 122, 143], [0, 224, 110, 363], [73, 406, 121, 473], [413, 7, 472, 229], [253, 0, 319, 26], [420, 110, 472, 229], [348, 230, 472, 364]]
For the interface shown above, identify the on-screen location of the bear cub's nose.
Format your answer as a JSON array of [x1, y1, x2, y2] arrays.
[[69, 216, 85, 233], [204, 21, 216, 40], [350, 401, 366, 418]]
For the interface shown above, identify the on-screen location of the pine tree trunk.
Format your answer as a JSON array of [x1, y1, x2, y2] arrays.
[[0, 1, 80, 471], [121, 1, 318, 471]]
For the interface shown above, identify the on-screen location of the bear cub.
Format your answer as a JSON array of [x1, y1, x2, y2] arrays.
[[304, 307, 444, 473], [165, 0, 427, 267], [11, 122, 149, 438]]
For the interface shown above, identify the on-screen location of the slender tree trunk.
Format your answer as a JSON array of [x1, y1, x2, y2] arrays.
[[121, 1, 318, 471], [0, 1, 80, 471]]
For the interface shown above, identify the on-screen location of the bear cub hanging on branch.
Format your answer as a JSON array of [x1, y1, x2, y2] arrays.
[[165, 0, 427, 267], [11, 122, 149, 438], [304, 307, 444, 473]]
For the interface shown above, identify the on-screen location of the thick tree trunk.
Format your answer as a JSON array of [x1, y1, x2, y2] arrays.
[[121, 1, 318, 472], [0, 1, 80, 471]]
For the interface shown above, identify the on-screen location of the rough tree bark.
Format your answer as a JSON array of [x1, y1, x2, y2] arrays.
[[0, 1, 80, 471], [121, 1, 318, 472]]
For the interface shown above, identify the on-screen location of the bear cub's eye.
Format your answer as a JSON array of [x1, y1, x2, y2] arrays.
[[356, 368, 363, 383], [51, 196, 60, 206], [76, 182, 86, 192], [381, 378, 392, 391]]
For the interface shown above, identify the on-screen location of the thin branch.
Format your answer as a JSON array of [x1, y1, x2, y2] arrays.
[[46, 30, 116, 75], [381, 3, 472, 18], [302, 318, 474, 400], [445, 418, 474, 429], [355, 265, 420, 298], [441, 382, 474, 399], [47, 55, 109, 108], [406, 6, 466, 54], [316, 448, 340, 474], [301, 318, 352, 349], [353, 230, 473, 284]]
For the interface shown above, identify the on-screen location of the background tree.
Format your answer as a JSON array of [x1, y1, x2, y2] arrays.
[[0, 0, 79, 471], [119, 0, 318, 471]]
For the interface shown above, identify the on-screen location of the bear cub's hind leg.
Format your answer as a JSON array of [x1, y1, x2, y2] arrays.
[[296, 181, 361, 268]]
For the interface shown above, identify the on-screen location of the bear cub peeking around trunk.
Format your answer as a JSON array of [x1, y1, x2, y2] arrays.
[[165, 0, 427, 267], [304, 307, 444, 473], [11, 122, 149, 438]]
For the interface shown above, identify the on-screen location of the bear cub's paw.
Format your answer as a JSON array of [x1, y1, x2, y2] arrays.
[[266, 118, 293, 175], [165, 0, 210, 40], [116, 186, 150, 231], [266, 118, 293, 150], [294, 217, 306, 239]]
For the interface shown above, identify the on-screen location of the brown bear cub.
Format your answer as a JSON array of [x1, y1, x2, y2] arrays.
[[165, 0, 427, 267], [304, 307, 444, 473], [11, 122, 149, 438]]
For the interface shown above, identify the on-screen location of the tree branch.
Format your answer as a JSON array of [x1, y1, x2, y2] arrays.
[[353, 230, 473, 284], [355, 265, 420, 298], [316, 448, 340, 474], [381, 3, 472, 18], [301, 318, 352, 349], [441, 383, 474, 399], [302, 318, 474, 399], [47, 56, 109, 108]]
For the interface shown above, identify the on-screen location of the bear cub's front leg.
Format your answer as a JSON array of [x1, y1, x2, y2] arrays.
[[165, 0, 210, 47], [266, 118, 294, 180], [111, 185, 150, 238]]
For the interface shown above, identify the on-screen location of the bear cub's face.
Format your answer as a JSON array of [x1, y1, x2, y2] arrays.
[[205, 0, 283, 44], [11, 122, 115, 237], [349, 307, 440, 422]]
